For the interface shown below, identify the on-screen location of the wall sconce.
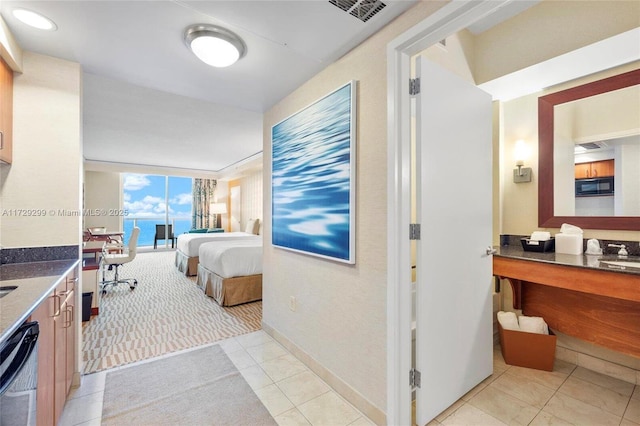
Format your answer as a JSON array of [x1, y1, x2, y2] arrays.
[[513, 139, 532, 183], [210, 202, 227, 229]]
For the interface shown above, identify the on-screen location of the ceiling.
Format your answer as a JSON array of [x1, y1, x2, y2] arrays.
[[1, 0, 420, 175]]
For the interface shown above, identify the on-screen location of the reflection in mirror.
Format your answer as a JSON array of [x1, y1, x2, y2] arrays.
[[538, 68, 640, 230], [554, 85, 640, 217]]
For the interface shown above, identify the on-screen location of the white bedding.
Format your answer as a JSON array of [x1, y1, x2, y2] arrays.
[[198, 240, 263, 278], [176, 232, 260, 257]]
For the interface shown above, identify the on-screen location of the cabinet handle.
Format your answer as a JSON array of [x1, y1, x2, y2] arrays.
[[593, 169, 597, 177], [64, 306, 74, 328], [52, 294, 62, 317], [0, 130, 3, 150]]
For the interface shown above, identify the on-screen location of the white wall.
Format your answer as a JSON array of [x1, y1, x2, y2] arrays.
[[240, 170, 263, 230], [0, 52, 82, 248], [83, 171, 122, 231]]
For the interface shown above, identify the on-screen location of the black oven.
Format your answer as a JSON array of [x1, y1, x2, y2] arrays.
[[575, 176, 614, 197], [0, 321, 39, 426]]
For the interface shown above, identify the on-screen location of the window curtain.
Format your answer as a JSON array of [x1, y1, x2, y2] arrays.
[[191, 178, 217, 229]]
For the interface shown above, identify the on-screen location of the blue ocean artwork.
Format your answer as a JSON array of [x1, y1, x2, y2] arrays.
[[272, 82, 355, 263]]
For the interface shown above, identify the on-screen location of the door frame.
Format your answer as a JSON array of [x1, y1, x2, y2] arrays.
[[385, 1, 511, 423]]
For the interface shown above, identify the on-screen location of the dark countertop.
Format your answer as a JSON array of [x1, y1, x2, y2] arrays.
[[0, 259, 79, 343], [495, 245, 640, 276]]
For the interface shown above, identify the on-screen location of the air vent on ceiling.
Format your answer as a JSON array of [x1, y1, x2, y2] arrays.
[[329, 0, 387, 23], [578, 142, 609, 150]]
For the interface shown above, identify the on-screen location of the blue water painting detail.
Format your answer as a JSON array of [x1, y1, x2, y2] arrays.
[[272, 82, 355, 263]]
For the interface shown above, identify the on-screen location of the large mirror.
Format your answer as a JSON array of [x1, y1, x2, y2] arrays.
[[538, 68, 640, 230]]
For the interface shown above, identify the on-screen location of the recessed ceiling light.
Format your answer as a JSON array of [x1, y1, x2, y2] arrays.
[[12, 8, 57, 31], [184, 24, 246, 68]]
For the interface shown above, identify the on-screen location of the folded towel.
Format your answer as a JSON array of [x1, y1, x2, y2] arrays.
[[497, 311, 520, 331], [530, 231, 551, 241], [518, 315, 549, 335]]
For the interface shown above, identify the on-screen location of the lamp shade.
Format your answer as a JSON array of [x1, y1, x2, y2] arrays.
[[210, 203, 227, 214], [184, 24, 246, 68]]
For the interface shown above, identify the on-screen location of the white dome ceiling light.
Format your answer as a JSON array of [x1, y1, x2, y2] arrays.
[[12, 8, 57, 31], [184, 24, 246, 68]]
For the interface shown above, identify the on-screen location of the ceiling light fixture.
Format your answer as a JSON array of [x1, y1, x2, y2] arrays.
[[12, 8, 57, 31], [184, 24, 246, 68]]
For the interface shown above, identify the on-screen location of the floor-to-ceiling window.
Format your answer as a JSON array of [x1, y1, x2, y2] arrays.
[[122, 173, 192, 248]]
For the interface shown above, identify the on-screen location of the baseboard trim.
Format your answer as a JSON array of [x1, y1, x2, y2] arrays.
[[262, 321, 386, 425]]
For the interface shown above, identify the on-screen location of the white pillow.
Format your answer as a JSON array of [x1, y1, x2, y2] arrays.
[[245, 219, 257, 234]]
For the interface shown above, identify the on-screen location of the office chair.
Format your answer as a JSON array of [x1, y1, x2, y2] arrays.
[[153, 224, 176, 249], [100, 227, 139, 293]]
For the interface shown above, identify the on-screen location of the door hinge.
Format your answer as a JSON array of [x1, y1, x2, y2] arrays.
[[409, 78, 420, 95], [410, 368, 421, 388], [409, 223, 420, 240]]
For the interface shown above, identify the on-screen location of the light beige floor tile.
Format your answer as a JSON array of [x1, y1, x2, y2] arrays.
[[246, 340, 288, 363], [435, 398, 465, 422], [426, 420, 441, 426], [58, 391, 104, 426], [621, 419, 640, 426], [634, 385, 640, 400], [543, 392, 622, 426], [239, 364, 274, 390], [217, 337, 243, 353], [440, 403, 507, 426], [493, 347, 510, 371], [468, 385, 539, 425], [462, 371, 505, 402], [225, 347, 257, 369], [69, 372, 106, 400], [235, 330, 274, 348], [254, 383, 295, 417], [492, 371, 555, 408], [260, 354, 308, 382], [528, 411, 574, 426], [276, 370, 331, 406], [558, 376, 629, 416], [577, 354, 638, 385], [274, 408, 312, 426], [297, 391, 361, 426], [572, 366, 635, 396], [552, 359, 578, 376], [75, 418, 102, 426], [625, 396, 640, 424], [505, 365, 569, 390], [348, 415, 376, 425]]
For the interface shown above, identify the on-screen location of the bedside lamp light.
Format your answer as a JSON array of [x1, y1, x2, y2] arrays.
[[210, 202, 227, 229], [513, 139, 532, 183]]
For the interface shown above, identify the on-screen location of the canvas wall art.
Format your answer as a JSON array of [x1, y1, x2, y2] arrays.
[[271, 81, 356, 264]]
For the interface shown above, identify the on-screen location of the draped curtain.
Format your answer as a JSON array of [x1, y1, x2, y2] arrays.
[[191, 178, 217, 229]]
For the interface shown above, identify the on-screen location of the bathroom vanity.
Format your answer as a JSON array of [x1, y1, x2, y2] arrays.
[[493, 246, 640, 358]]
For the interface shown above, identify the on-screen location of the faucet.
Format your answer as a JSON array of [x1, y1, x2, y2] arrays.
[[608, 243, 628, 257]]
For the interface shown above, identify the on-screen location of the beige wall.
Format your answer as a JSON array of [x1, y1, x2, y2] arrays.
[[474, 0, 640, 84], [83, 171, 122, 231], [0, 52, 82, 248], [262, 1, 447, 419]]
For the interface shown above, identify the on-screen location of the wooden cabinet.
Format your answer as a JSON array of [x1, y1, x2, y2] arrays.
[[0, 56, 13, 164], [29, 269, 77, 426], [574, 159, 614, 179]]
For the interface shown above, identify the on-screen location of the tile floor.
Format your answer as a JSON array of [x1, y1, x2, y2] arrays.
[[59, 330, 375, 426], [60, 333, 640, 426], [416, 347, 640, 426]]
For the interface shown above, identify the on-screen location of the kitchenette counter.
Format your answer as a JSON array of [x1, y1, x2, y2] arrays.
[[0, 259, 79, 343]]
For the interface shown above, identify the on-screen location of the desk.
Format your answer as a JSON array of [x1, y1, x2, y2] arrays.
[[85, 229, 123, 243]]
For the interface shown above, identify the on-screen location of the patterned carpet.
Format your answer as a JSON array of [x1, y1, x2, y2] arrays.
[[82, 250, 262, 374]]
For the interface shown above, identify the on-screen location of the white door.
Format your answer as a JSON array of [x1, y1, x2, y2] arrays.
[[415, 57, 493, 425]]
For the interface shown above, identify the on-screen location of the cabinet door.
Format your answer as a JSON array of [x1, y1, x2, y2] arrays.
[[0, 57, 13, 164], [64, 288, 75, 393], [53, 286, 68, 423], [592, 159, 614, 177], [29, 292, 55, 426], [575, 163, 591, 179]]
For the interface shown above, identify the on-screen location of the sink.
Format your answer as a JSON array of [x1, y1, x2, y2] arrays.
[[600, 260, 640, 270], [0, 286, 18, 298]]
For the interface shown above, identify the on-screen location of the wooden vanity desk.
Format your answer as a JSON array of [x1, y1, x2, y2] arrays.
[[493, 247, 640, 358]]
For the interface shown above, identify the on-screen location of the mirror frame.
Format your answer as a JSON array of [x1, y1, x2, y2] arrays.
[[538, 68, 640, 230]]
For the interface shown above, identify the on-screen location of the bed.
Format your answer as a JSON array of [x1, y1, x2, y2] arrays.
[[175, 218, 260, 274], [196, 239, 263, 306]]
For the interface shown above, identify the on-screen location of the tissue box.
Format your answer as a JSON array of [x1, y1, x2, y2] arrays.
[[521, 238, 555, 253], [555, 233, 583, 255], [498, 322, 556, 371]]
